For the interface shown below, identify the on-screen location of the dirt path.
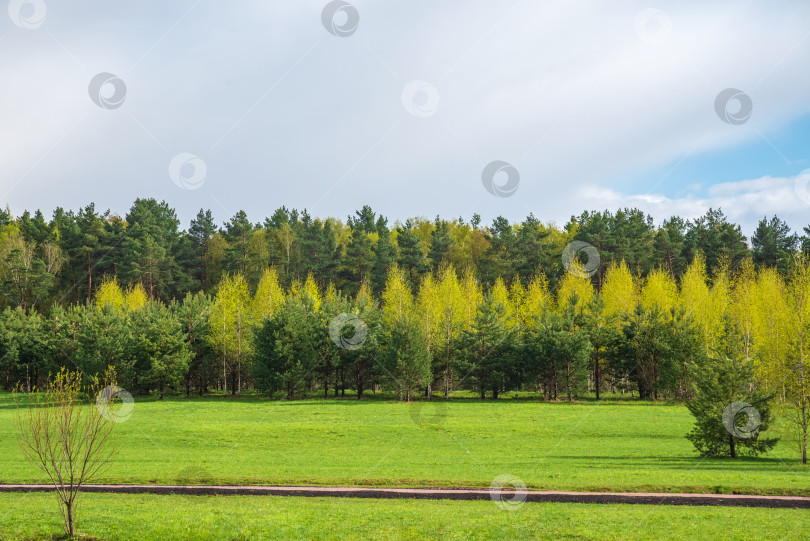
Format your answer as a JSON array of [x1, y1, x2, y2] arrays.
[[1, 484, 808, 508]]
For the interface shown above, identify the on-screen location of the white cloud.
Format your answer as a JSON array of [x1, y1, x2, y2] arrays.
[[577, 172, 810, 235], [0, 0, 809, 228]]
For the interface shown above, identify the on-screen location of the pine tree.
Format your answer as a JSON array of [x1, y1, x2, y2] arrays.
[[686, 335, 778, 458], [371, 217, 396, 295], [428, 217, 454, 272], [188, 209, 217, 292], [580, 295, 619, 399], [379, 316, 431, 402], [751, 215, 797, 273], [396, 220, 428, 284], [453, 294, 515, 399]]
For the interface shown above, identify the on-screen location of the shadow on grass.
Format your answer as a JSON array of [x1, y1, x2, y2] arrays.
[[549, 454, 805, 472], [0, 388, 679, 407]]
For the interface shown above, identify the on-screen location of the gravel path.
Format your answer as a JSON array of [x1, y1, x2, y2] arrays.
[[1, 484, 808, 508]]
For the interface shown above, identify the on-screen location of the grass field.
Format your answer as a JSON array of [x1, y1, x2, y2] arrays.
[[1, 392, 808, 495], [1, 492, 808, 540]]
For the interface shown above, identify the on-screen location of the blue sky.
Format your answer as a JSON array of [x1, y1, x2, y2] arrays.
[[1, 0, 810, 237]]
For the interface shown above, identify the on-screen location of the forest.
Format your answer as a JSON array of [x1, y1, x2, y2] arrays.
[[1, 199, 809, 460]]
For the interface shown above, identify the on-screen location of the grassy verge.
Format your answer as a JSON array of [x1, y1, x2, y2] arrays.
[[1, 492, 807, 540]]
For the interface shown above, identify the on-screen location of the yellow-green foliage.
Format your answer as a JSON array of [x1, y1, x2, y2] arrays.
[[524, 274, 552, 327], [252, 268, 285, 322], [382, 265, 413, 325], [640, 268, 678, 315], [95, 278, 124, 310], [302, 273, 322, 312], [434, 265, 465, 349], [751, 267, 790, 388], [490, 278, 509, 309], [506, 280, 528, 336], [557, 262, 594, 310], [416, 273, 441, 354], [459, 268, 482, 330], [210, 274, 253, 360], [704, 266, 731, 352], [124, 283, 148, 310], [679, 254, 711, 348], [729, 259, 758, 358], [601, 261, 636, 320]]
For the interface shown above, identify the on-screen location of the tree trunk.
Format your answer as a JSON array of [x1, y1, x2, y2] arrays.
[[729, 434, 736, 458], [87, 255, 92, 302], [66, 499, 75, 537], [595, 358, 601, 400], [567, 362, 572, 401], [237, 320, 242, 396]]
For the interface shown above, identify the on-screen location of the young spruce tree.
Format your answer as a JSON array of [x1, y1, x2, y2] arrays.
[[686, 320, 778, 458]]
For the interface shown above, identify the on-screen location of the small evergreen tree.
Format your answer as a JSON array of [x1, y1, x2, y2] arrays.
[[686, 348, 778, 458], [378, 316, 431, 401], [453, 295, 515, 399]]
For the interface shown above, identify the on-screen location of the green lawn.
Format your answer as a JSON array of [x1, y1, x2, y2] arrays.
[[0, 392, 808, 495], [1, 492, 808, 540]]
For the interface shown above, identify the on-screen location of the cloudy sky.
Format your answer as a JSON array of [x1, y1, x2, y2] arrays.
[[2, 0, 810, 236]]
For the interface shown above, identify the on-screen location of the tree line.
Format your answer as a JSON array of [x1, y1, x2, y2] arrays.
[[1, 200, 808, 311]]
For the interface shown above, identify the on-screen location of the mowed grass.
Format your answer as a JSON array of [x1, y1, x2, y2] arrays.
[[1, 492, 808, 541], [0, 393, 808, 494]]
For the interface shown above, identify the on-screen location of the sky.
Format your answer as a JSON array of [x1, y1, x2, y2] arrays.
[[2, 0, 810, 237]]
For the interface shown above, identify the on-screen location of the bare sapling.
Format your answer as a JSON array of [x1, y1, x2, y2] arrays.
[[14, 367, 121, 537]]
